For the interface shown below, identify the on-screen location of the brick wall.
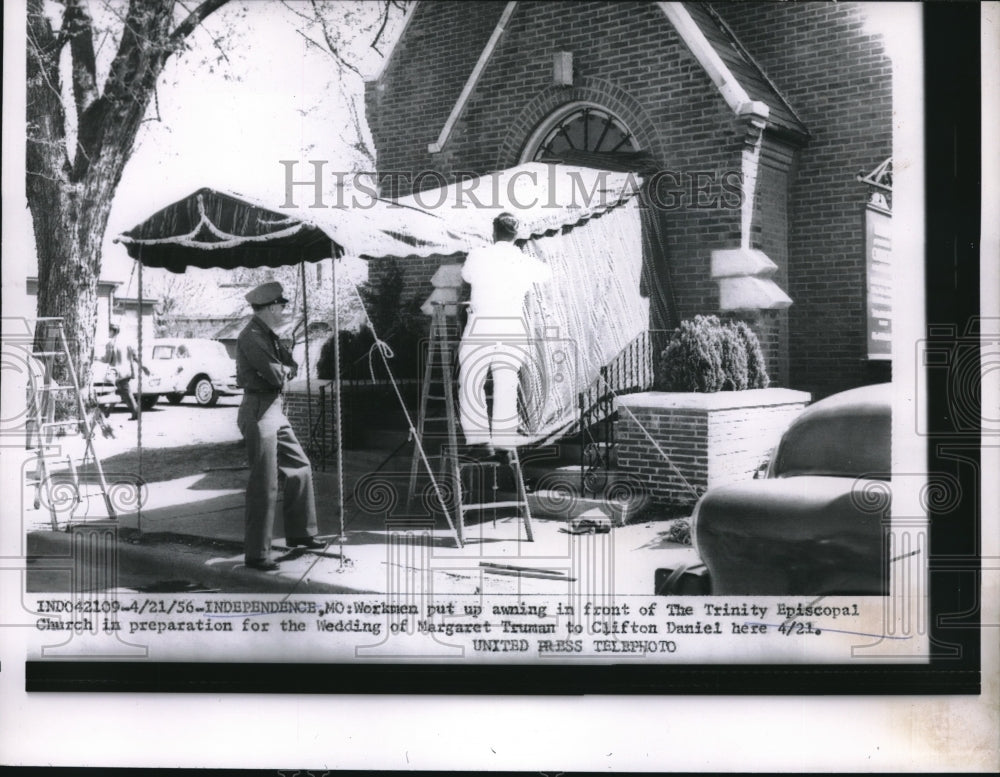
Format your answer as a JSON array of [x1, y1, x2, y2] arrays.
[[367, 255, 460, 324], [717, 1, 893, 398], [744, 141, 795, 386], [367, 1, 893, 399], [283, 387, 320, 457], [368, 0, 745, 344], [615, 388, 810, 505], [365, 0, 511, 196]]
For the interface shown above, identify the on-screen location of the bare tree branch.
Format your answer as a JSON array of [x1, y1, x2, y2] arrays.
[[26, 25, 64, 107], [371, 0, 400, 55], [279, 0, 315, 24], [309, 0, 362, 77], [170, 0, 230, 46], [294, 27, 328, 56], [177, 0, 234, 69]]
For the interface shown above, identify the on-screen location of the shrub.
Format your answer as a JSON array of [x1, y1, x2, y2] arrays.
[[658, 315, 725, 392], [317, 259, 426, 381], [658, 315, 768, 392], [718, 324, 749, 390], [731, 319, 770, 388], [317, 327, 375, 381]]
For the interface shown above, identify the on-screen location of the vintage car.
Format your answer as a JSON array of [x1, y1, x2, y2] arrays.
[[686, 382, 892, 596], [147, 338, 241, 406]]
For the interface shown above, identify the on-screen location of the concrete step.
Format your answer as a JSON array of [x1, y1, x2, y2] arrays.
[[525, 464, 650, 525]]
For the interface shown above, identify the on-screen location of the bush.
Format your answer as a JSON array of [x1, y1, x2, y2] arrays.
[[317, 328, 375, 382], [731, 319, 769, 388], [658, 315, 724, 392], [718, 324, 749, 390], [317, 259, 426, 382], [657, 315, 768, 392]]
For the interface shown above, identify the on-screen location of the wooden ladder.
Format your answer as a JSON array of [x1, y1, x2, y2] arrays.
[[406, 304, 534, 547]]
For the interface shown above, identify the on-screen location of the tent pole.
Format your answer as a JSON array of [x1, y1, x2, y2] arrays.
[[136, 254, 143, 534], [299, 262, 314, 455], [331, 245, 346, 543]]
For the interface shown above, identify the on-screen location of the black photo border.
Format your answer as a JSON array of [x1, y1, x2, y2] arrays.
[[24, 2, 985, 696]]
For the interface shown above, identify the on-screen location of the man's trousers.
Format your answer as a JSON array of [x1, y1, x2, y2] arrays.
[[237, 392, 318, 562]]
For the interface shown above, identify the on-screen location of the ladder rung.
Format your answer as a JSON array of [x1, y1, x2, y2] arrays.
[[41, 420, 82, 428], [34, 385, 76, 392], [461, 501, 526, 512], [457, 459, 503, 469], [32, 351, 65, 357]]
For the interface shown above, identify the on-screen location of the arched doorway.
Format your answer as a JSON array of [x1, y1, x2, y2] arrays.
[[519, 102, 678, 338]]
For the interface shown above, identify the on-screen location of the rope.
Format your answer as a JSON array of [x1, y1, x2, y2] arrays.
[[136, 256, 144, 533], [299, 263, 314, 457], [590, 366, 702, 500], [367, 339, 394, 384], [331, 250, 346, 551], [123, 258, 137, 301], [345, 280, 459, 544]]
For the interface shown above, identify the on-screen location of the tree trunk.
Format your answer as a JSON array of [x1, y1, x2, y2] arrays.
[[25, 0, 184, 391], [28, 180, 109, 391]]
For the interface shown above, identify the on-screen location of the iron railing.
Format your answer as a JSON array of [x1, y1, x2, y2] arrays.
[[577, 329, 670, 494]]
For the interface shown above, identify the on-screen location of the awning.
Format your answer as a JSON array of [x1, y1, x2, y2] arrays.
[[116, 188, 337, 272], [115, 163, 643, 270]]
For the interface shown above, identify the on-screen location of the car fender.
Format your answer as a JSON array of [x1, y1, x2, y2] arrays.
[[692, 476, 888, 596]]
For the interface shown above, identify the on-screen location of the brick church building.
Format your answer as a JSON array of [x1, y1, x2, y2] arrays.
[[363, 1, 893, 400]]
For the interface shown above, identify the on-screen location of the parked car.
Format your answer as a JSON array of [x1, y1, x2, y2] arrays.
[[684, 383, 892, 596], [147, 338, 241, 406]]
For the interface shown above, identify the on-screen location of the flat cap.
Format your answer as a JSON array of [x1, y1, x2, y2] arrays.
[[245, 281, 289, 306]]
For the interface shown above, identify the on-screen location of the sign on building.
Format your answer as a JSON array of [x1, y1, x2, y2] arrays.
[[865, 203, 892, 359]]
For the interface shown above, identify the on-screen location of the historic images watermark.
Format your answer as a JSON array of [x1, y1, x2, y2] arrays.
[[278, 161, 744, 212]]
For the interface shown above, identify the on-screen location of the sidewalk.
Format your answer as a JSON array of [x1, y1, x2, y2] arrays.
[[22, 406, 696, 597]]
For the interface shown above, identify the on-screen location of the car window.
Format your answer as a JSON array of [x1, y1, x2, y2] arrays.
[[151, 346, 174, 360]]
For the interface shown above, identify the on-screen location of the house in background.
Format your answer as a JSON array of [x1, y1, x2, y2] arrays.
[[27, 276, 120, 354], [160, 315, 238, 341], [364, 1, 893, 399], [112, 295, 159, 343], [213, 314, 331, 369]]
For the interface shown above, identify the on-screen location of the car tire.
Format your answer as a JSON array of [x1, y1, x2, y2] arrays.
[[193, 377, 219, 407], [166, 393, 185, 405], [139, 394, 159, 411]]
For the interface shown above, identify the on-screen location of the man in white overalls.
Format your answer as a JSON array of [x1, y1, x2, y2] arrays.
[[458, 213, 551, 451]]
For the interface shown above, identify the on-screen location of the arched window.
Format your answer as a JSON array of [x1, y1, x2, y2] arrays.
[[521, 103, 639, 162]]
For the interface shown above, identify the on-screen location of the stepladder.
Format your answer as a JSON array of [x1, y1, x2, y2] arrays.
[[407, 303, 534, 548], [25, 318, 118, 529]]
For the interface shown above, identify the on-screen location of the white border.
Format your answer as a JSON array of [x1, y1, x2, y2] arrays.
[[1, 1, 997, 771]]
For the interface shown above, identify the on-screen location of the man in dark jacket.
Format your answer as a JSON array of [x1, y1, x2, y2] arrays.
[[236, 282, 322, 571]]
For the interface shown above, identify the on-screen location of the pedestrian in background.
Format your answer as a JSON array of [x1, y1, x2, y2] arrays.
[[104, 321, 149, 421]]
